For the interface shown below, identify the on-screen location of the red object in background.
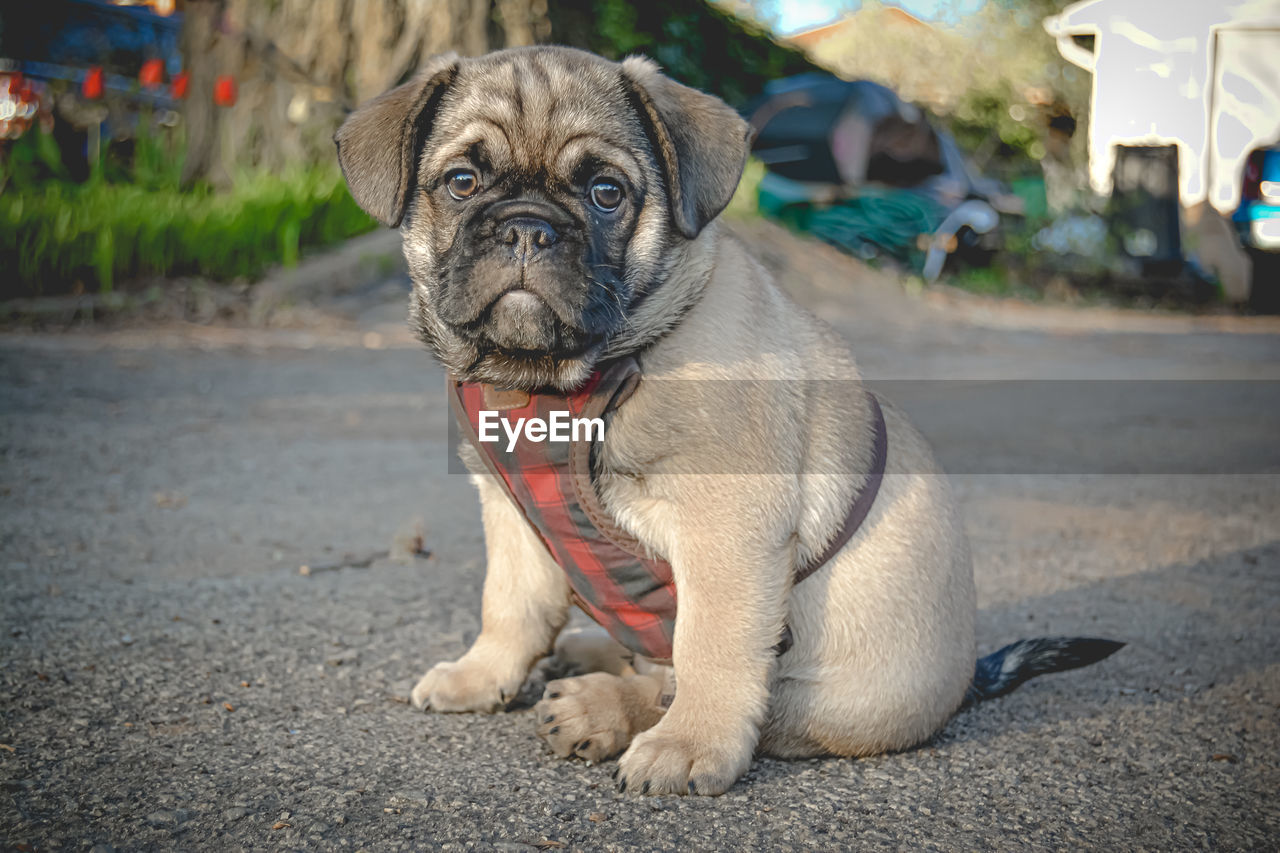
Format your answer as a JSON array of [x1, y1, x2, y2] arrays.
[[1241, 150, 1264, 202], [1, 72, 43, 139], [139, 58, 164, 90], [170, 71, 189, 100], [213, 75, 237, 107], [82, 66, 104, 100]]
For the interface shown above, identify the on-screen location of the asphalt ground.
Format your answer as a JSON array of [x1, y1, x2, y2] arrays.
[[2, 221, 1278, 850]]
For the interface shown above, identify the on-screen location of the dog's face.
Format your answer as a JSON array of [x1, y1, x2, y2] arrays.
[[335, 47, 750, 389]]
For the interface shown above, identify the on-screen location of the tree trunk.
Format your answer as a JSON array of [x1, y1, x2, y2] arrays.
[[178, 0, 223, 186], [178, 0, 551, 183]]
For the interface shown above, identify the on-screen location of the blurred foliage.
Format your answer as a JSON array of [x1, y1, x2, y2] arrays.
[[947, 264, 1019, 297], [122, 115, 188, 192], [810, 0, 1089, 177], [547, 0, 819, 107], [949, 82, 1045, 164], [724, 157, 766, 219], [1, 159, 374, 296], [0, 130, 73, 191]]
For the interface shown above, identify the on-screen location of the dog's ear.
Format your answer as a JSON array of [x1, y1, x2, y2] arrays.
[[620, 57, 751, 240], [334, 54, 459, 227]]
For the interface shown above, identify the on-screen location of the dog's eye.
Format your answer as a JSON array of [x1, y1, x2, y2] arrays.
[[446, 170, 480, 200], [589, 180, 623, 212]]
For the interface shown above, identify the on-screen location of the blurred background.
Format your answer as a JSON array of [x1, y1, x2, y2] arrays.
[[1, 0, 1278, 313], [2, 8, 1279, 846]]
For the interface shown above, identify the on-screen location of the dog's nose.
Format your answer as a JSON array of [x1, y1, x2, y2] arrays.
[[501, 217, 558, 256]]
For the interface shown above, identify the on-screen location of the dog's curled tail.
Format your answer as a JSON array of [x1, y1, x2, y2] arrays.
[[965, 637, 1124, 706]]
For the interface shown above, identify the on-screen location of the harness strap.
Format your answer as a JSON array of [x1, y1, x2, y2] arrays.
[[567, 358, 650, 557], [795, 393, 888, 583]]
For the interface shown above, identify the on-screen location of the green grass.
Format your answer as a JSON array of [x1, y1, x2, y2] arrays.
[[724, 157, 765, 220], [946, 265, 1017, 297], [0, 168, 376, 296]]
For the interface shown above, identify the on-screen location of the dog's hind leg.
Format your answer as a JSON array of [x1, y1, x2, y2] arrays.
[[550, 626, 636, 677], [505, 625, 649, 710], [530, 631, 672, 763], [533, 668, 669, 763]]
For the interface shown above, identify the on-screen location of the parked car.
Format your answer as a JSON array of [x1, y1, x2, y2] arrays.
[[0, 0, 183, 179], [1232, 144, 1280, 312]]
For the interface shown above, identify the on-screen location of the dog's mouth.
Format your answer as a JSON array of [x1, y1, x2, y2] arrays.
[[456, 287, 604, 358]]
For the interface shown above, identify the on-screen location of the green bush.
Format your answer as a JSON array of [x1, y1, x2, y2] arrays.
[[0, 168, 376, 296]]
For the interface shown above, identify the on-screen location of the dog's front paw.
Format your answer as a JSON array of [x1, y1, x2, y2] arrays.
[[615, 718, 753, 796], [410, 656, 522, 713]]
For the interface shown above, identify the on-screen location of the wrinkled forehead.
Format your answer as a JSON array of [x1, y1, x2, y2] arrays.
[[424, 51, 648, 184]]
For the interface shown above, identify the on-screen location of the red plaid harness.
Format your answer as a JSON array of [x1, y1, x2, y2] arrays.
[[449, 357, 888, 662]]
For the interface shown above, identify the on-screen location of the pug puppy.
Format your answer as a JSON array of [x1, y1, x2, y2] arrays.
[[335, 46, 1120, 796]]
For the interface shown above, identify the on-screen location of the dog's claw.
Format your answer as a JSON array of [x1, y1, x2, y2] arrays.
[[618, 778, 627, 793]]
